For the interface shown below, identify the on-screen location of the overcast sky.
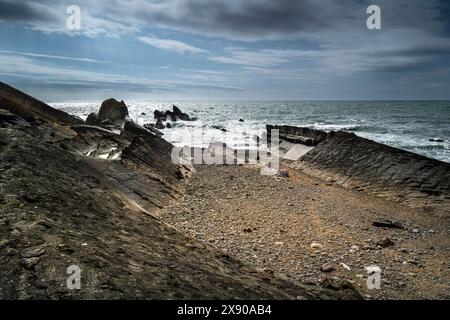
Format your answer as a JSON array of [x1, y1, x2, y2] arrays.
[[1, 0, 450, 101]]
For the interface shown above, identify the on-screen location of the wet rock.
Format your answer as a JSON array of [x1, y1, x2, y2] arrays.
[[239, 119, 245, 122], [173, 105, 191, 121], [155, 119, 165, 129], [429, 138, 444, 142], [154, 110, 167, 121]]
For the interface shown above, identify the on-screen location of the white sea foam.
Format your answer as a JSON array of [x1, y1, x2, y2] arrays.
[[49, 100, 450, 163]]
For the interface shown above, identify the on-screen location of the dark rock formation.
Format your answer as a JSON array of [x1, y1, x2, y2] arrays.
[[0, 81, 82, 124], [97, 98, 129, 124], [85, 112, 99, 125], [173, 105, 191, 121], [267, 125, 329, 146], [153, 110, 166, 121], [212, 125, 227, 132], [154, 105, 193, 123], [290, 131, 450, 214], [155, 119, 165, 129]]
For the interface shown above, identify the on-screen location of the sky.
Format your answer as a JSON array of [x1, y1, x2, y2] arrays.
[[0, 0, 450, 101]]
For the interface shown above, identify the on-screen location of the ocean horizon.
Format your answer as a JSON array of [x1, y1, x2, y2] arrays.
[[51, 100, 450, 163]]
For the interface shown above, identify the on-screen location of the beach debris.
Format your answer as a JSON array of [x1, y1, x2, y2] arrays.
[[372, 219, 404, 229]]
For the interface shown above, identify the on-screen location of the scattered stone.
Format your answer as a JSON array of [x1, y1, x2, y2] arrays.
[[277, 170, 289, 177], [321, 263, 336, 272], [21, 257, 41, 270], [372, 219, 404, 229], [340, 263, 351, 271], [376, 238, 395, 248], [310, 242, 324, 249]]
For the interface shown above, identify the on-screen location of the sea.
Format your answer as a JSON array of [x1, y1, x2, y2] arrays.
[[49, 100, 450, 163]]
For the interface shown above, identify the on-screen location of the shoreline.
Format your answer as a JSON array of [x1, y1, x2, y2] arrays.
[[1, 82, 449, 299]]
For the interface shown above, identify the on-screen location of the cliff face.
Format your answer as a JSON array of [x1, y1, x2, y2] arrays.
[[289, 131, 450, 215], [0, 84, 359, 299]]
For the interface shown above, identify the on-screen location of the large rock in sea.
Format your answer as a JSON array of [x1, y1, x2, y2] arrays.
[[97, 98, 129, 124], [173, 105, 191, 121]]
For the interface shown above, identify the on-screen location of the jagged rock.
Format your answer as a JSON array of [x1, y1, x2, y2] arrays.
[[173, 105, 191, 121], [125, 120, 163, 137], [85, 112, 99, 125], [373, 219, 404, 229], [154, 110, 167, 121], [376, 238, 395, 248], [97, 98, 129, 124], [155, 106, 193, 123]]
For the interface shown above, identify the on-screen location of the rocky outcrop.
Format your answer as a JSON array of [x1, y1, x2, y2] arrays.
[[267, 125, 329, 146], [151, 105, 194, 129], [0, 81, 82, 124], [97, 99, 129, 125], [289, 131, 450, 215]]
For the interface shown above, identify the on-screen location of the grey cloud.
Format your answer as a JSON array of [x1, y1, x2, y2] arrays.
[[0, 0, 50, 21]]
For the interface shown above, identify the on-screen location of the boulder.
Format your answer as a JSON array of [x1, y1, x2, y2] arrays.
[[155, 119, 165, 129], [154, 110, 167, 121], [97, 99, 129, 124], [173, 105, 191, 121], [165, 110, 178, 122]]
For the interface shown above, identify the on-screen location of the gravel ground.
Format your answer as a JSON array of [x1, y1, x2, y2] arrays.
[[159, 164, 450, 300]]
